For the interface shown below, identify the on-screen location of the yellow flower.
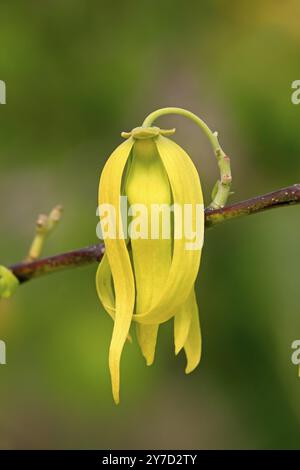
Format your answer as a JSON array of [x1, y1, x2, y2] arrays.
[[96, 108, 231, 404]]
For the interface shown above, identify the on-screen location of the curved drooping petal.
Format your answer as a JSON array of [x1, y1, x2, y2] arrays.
[[133, 135, 204, 325], [96, 154, 133, 321], [96, 254, 115, 318], [184, 288, 202, 373], [98, 137, 135, 404], [125, 139, 172, 364], [96, 254, 132, 343]]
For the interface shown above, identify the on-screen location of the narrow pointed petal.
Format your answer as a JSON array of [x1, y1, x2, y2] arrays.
[[174, 290, 193, 355], [184, 289, 202, 373], [98, 137, 135, 404], [136, 323, 159, 366], [133, 135, 204, 325]]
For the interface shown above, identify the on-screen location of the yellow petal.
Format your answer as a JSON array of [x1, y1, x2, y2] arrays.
[[136, 323, 159, 366], [184, 288, 202, 373], [125, 139, 172, 364], [96, 254, 132, 343], [98, 137, 135, 404], [133, 135, 204, 325], [96, 254, 115, 319], [174, 290, 193, 355]]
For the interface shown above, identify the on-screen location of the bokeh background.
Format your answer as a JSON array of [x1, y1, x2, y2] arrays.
[[1, 0, 300, 450]]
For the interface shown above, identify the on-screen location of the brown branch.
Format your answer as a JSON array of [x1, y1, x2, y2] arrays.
[[10, 245, 105, 284], [8, 184, 300, 284], [204, 183, 300, 227]]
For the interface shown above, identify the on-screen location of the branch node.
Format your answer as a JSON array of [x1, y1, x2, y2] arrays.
[[25, 204, 63, 262]]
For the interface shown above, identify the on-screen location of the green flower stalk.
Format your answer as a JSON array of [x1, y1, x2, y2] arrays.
[[96, 107, 231, 404]]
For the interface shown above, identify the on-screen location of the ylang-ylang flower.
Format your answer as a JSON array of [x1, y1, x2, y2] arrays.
[[96, 107, 231, 403]]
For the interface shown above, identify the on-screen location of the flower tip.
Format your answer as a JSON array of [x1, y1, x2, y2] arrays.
[[146, 357, 154, 366], [185, 356, 201, 374], [185, 365, 194, 374], [142, 352, 155, 366], [112, 385, 120, 405]]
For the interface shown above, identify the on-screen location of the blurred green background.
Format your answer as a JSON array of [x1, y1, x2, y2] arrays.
[[1, 0, 300, 449]]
